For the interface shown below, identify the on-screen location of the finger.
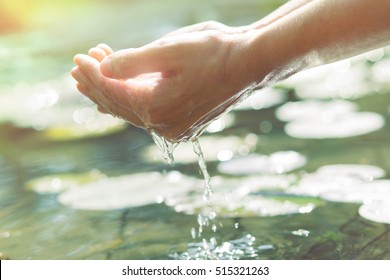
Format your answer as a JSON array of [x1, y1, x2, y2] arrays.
[[76, 83, 89, 95], [76, 83, 103, 105], [74, 54, 105, 89], [75, 54, 149, 110], [100, 45, 169, 79], [97, 43, 113, 55], [88, 47, 106, 62], [71, 66, 93, 89], [97, 105, 108, 114]]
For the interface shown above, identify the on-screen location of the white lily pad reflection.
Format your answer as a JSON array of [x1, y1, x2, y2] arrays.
[[58, 171, 199, 210], [233, 87, 286, 111], [217, 151, 306, 175], [142, 135, 258, 164], [359, 201, 390, 224]]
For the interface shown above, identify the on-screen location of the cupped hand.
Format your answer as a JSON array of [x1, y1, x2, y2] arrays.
[[72, 31, 253, 142]]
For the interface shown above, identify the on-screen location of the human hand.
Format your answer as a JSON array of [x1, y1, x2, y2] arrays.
[[71, 44, 146, 127], [163, 20, 246, 38], [72, 31, 255, 142]]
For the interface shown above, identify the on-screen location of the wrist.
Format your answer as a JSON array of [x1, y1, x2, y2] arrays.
[[224, 30, 274, 91], [239, 27, 318, 89]]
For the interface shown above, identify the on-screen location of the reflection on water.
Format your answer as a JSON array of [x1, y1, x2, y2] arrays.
[[1, 0, 390, 260]]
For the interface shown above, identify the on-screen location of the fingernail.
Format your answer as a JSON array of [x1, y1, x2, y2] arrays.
[[100, 57, 113, 77]]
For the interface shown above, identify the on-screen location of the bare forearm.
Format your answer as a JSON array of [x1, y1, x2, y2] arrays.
[[244, 0, 313, 31], [242, 0, 390, 86]]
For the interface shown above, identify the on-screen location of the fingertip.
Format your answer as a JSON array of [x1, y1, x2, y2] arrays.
[[70, 66, 78, 78], [73, 54, 81, 64], [73, 54, 89, 65], [97, 43, 114, 55], [88, 47, 106, 62], [100, 57, 114, 78]]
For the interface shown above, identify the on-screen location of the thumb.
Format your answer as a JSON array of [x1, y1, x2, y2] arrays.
[[100, 46, 169, 79]]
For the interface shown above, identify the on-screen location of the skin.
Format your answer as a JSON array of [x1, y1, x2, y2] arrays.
[[71, 0, 390, 143]]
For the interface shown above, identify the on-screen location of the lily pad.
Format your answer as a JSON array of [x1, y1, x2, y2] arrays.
[[58, 171, 199, 210], [316, 164, 386, 181], [287, 164, 390, 204], [165, 176, 315, 217], [275, 100, 358, 122], [25, 170, 106, 194], [217, 151, 306, 175], [284, 111, 384, 139], [359, 200, 390, 224], [275, 99, 385, 139], [320, 180, 390, 204]]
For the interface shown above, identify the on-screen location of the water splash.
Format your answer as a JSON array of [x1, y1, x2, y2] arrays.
[[170, 234, 261, 260]]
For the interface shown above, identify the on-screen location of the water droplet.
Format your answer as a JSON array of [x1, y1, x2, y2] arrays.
[[191, 228, 196, 239], [208, 212, 217, 220], [291, 229, 310, 237], [258, 244, 274, 251]]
